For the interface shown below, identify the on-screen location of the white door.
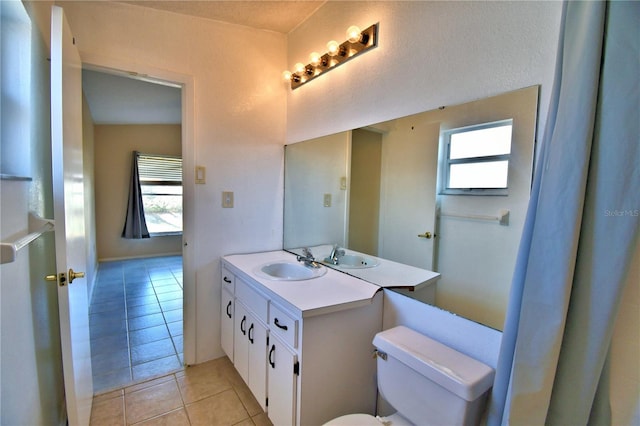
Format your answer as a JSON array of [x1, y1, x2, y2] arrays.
[[51, 6, 93, 425], [378, 117, 440, 270]]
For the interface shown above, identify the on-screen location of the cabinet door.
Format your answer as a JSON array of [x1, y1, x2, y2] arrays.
[[267, 334, 298, 426], [233, 302, 250, 382], [248, 318, 268, 411], [221, 288, 234, 360]]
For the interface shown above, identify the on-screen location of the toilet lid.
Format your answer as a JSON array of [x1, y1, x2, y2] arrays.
[[324, 413, 381, 426]]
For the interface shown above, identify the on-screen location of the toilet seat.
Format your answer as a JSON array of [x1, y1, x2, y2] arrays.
[[324, 414, 381, 426], [324, 413, 413, 426]]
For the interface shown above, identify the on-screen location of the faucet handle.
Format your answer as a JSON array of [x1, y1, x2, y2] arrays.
[[302, 247, 314, 259]]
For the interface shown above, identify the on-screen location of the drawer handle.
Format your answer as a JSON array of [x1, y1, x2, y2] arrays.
[[248, 323, 254, 344], [223, 276, 232, 283], [226, 301, 232, 319], [240, 315, 247, 335], [269, 344, 276, 368], [274, 318, 288, 331]]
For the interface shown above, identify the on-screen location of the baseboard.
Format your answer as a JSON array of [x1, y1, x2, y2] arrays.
[[98, 252, 182, 263]]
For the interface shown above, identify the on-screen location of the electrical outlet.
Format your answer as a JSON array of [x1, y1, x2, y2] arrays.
[[222, 191, 234, 208]]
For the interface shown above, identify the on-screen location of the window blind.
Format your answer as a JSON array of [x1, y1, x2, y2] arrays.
[[137, 153, 182, 184]]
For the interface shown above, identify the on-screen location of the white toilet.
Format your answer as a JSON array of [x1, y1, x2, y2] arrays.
[[325, 326, 495, 426]]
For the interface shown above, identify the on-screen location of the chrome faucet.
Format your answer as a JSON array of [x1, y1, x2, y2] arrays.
[[325, 244, 345, 265], [297, 247, 321, 269]]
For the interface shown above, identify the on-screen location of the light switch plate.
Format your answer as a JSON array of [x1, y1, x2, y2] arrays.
[[222, 191, 234, 208], [323, 193, 331, 207], [195, 166, 206, 184]]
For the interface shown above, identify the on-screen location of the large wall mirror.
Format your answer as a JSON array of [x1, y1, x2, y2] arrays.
[[284, 86, 539, 330]]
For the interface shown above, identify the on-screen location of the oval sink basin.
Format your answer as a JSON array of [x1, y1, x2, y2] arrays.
[[256, 261, 327, 281]]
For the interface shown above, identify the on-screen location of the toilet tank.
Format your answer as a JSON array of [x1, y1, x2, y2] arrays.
[[373, 326, 495, 426]]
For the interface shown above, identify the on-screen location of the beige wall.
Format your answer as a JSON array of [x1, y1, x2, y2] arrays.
[[284, 132, 350, 248], [349, 129, 382, 255], [94, 124, 182, 260]]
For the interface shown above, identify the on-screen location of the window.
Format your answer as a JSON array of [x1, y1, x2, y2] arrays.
[[138, 153, 183, 235], [441, 120, 513, 195]]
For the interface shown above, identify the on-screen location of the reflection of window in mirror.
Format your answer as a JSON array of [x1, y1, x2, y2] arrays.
[[441, 120, 513, 195]]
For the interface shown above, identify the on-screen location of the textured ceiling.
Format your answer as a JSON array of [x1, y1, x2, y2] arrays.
[[118, 0, 325, 33]]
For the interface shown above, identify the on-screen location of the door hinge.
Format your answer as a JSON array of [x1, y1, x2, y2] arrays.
[[293, 361, 300, 375], [265, 397, 268, 407], [266, 336, 269, 346]]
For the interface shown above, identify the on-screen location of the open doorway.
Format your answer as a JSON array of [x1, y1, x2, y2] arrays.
[[82, 69, 186, 393]]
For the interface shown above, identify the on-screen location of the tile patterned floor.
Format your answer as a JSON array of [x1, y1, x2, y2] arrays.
[[90, 256, 184, 393], [90, 357, 273, 426]]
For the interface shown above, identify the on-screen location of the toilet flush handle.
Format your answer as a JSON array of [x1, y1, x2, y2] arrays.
[[373, 349, 387, 361]]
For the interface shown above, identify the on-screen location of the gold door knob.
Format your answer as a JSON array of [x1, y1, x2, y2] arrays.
[[68, 268, 85, 284], [45, 272, 67, 286], [417, 231, 432, 239]]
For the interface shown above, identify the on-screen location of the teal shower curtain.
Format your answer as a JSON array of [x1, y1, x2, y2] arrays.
[[488, 1, 639, 424]]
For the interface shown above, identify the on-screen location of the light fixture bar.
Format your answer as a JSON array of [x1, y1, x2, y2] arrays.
[[287, 23, 378, 90]]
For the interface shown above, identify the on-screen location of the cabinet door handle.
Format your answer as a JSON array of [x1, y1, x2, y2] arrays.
[[223, 276, 232, 283], [240, 315, 247, 335], [248, 323, 254, 344], [268, 344, 276, 368], [274, 318, 288, 331], [226, 301, 232, 319]]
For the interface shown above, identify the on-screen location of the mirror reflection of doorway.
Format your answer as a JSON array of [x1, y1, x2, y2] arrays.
[[82, 69, 185, 392]]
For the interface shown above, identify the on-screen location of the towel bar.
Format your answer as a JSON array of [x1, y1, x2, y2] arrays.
[[0, 213, 55, 264], [439, 209, 510, 226]]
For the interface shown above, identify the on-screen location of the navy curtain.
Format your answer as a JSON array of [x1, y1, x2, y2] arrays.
[[122, 151, 150, 239]]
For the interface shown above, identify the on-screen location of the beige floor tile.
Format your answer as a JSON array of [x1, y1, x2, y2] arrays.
[[233, 418, 255, 426], [186, 389, 249, 426], [233, 382, 262, 417], [177, 361, 232, 404], [125, 374, 176, 394], [220, 360, 247, 389], [94, 389, 124, 404], [90, 394, 125, 426], [131, 408, 190, 426], [125, 379, 183, 425], [251, 412, 273, 426]]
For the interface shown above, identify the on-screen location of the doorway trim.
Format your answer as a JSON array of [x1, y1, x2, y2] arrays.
[[82, 53, 197, 366]]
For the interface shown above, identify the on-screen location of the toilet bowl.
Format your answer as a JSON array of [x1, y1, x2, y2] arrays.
[[325, 413, 411, 426], [324, 326, 495, 426]]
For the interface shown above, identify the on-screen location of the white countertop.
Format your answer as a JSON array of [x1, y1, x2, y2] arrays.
[[291, 244, 441, 289], [222, 250, 382, 318]]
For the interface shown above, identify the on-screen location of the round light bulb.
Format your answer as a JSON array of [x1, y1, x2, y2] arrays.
[[309, 51, 321, 66], [282, 70, 292, 81], [326, 40, 340, 57], [346, 25, 362, 43], [294, 62, 305, 74]]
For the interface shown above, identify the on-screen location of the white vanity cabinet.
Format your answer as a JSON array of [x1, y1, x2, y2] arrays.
[[267, 332, 298, 426], [220, 266, 235, 359], [221, 252, 383, 426], [234, 300, 268, 411]]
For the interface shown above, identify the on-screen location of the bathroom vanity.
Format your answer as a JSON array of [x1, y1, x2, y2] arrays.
[[221, 250, 383, 426]]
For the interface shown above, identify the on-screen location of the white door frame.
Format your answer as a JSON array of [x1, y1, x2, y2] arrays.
[[81, 54, 197, 366]]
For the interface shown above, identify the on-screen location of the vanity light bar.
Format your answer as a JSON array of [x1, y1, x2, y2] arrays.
[[283, 23, 379, 90]]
